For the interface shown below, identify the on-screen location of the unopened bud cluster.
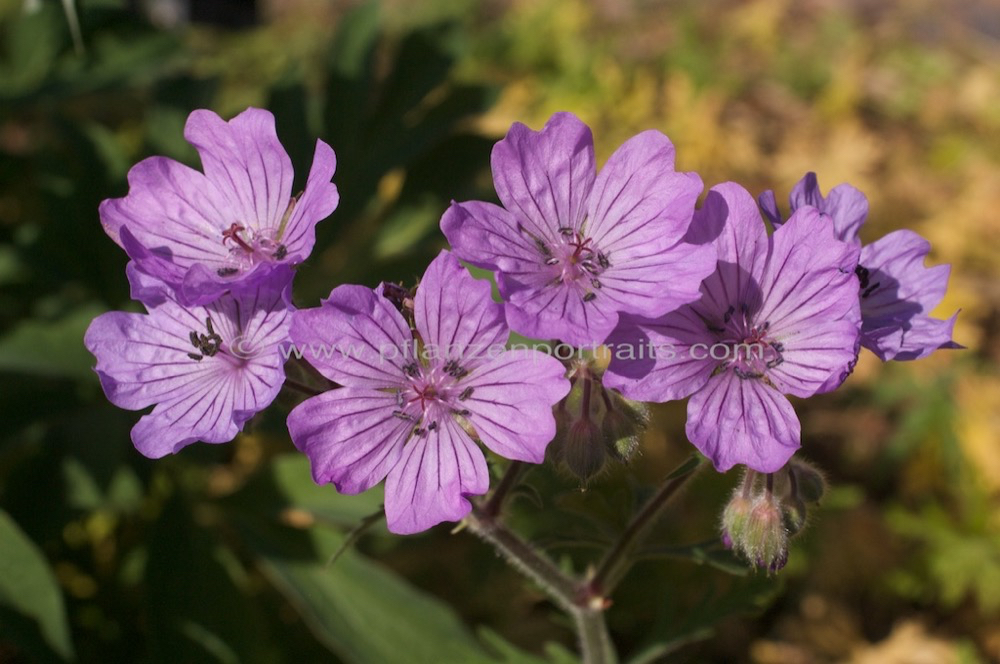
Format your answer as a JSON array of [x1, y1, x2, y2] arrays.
[[550, 360, 648, 485], [720, 460, 827, 572]]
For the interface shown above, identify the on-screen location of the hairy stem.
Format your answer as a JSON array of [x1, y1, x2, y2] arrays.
[[465, 507, 578, 613], [588, 455, 703, 596], [465, 507, 617, 663]]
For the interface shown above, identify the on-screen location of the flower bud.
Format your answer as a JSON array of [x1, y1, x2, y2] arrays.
[[782, 496, 808, 536], [790, 460, 827, 503], [743, 495, 788, 573], [563, 418, 606, 483], [547, 404, 572, 462], [721, 493, 754, 549], [600, 394, 647, 464]]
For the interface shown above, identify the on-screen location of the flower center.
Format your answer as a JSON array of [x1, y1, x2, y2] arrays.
[[186, 317, 223, 362], [393, 361, 471, 437], [706, 305, 785, 381], [218, 223, 288, 276], [534, 228, 610, 303]]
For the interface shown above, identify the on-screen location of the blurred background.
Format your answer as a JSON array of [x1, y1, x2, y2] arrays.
[[0, 0, 997, 662]]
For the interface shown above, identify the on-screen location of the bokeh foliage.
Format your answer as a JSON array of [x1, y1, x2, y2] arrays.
[[0, 0, 997, 662]]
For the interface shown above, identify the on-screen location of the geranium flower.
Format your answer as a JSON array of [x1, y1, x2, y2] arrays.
[[84, 268, 294, 458], [286, 251, 570, 534], [759, 172, 960, 361], [100, 107, 339, 305], [441, 112, 716, 347], [604, 183, 861, 472]]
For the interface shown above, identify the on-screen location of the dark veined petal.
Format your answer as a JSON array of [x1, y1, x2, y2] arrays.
[[290, 284, 412, 389], [184, 107, 294, 234], [84, 274, 291, 458], [383, 416, 489, 535], [413, 251, 507, 368], [686, 373, 800, 473], [503, 279, 618, 347], [491, 112, 595, 242], [586, 130, 702, 252], [757, 206, 861, 330], [863, 312, 961, 362], [859, 229, 959, 360], [440, 200, 541, 274], [756, 207, 861, 396], [274, 139, 339, 263], [458, 349, 570, 463], [689, 183, 770, 312], [776, 172, 867, 243], [603, 307, 717, 402], [286, 388, 413, 495], [596, 238, 716, 321]]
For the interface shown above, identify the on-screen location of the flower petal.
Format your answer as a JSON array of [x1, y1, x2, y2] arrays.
[[757, 206, 861, 331], [822, 183, 868, 244], [383, 417, 489, 535], [768, 318, 862, 396], [690, 183, 770, 309], [459, 349, 570, 462], [597, 238, 716, 320], [686, 373, 800, 473], [440, 200, 540, 274], [290, 285, 412, 389], [864, 312, 961, 362], [100, 156, 227, 256], [84, 278, 290, 458], [276, 139, 339, 262], [860, 230, 950, 318], [859, 231, 959, 361], [491, 112, 595, 241], [586, 130, 702, 251], [603, 307, 716, 402], [184, 107, 293, 232], [286, 388, 412, 494], [414, 250, 507, 367], [503, 280, 618, 346]]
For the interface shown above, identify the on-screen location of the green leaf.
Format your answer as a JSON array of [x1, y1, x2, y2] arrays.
[[0, 305, 102, 380], [0, 3, 64, 97], [257, 528, 498, 664], [0, 509, 74, 660]]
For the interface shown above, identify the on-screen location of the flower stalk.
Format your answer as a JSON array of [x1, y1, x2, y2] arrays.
[[588, 454, 704, 597]]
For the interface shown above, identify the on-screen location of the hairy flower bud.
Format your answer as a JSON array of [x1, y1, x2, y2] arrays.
[[563, 418, 606, 483], [721, 493, 754, 550], [744, 495, 788, 573], [782, 496, 808, 536], [721, 471, 790, 573], [600, 390, 647, 463], [789, 460, 827, 503]]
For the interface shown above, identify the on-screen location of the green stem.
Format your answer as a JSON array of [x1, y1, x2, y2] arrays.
[[574, 607, 618, 664], [481, 461, 524, 518], [465, 507, 617, 663], [465, 507, 578, 613], [588, 455, 703, 596]]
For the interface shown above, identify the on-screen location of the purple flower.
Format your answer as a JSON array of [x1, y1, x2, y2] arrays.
[[603, 183, 861, 473], [759, 172, 960, 361], [100, 108, 339, 305], [286, 251, 571, 534], [84, 268, 294, 458], [441, 112, 716, 347]]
